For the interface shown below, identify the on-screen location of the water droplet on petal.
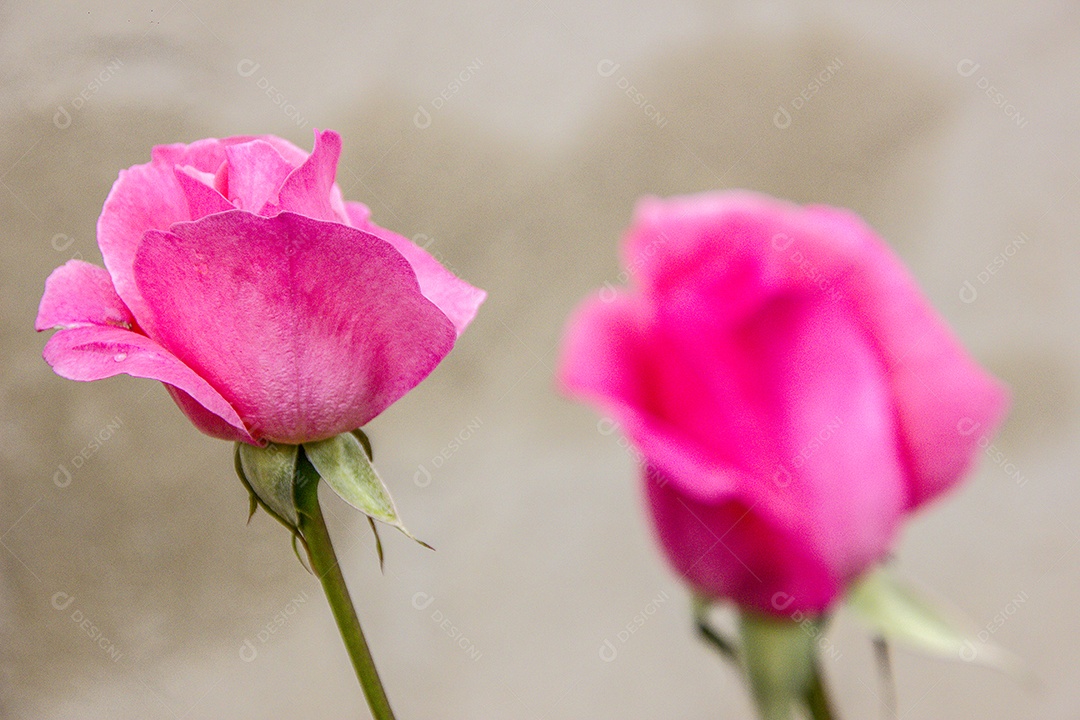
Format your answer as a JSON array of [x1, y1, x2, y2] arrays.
[[113, 352, 127, 362]]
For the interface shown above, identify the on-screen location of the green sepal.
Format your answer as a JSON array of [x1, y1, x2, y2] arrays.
[[303, 432, 431, 550], [351, 428, 374, 460], [234, 444, 259, 523], [235, 441, 302, 532], [738, 610, 818, 720], [846, 567, 1018, 671], [367, 516, 385, 571]]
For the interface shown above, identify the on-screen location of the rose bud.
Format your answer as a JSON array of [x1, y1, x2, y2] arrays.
[[559, 191, 1007, 615]]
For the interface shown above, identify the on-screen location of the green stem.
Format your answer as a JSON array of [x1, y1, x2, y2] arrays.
[[804, 659, 838, 720], [296, 456, 397, 720]]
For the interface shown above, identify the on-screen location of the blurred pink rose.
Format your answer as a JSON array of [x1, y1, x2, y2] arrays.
[[559, 191, 1007, 615], [37, 129, 485, 445]]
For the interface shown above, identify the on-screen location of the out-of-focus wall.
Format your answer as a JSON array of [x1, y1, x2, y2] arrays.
[[2, 1, 1077, 717]]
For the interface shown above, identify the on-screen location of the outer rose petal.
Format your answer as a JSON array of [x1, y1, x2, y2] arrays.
[[42, 325, 252, 442], [36, 260, 134, 331], [98, 159, 194, 326], [798, 205, 1009, 508], [345, 202, 486, 336], [558, 291, 740, 501], [134, 210, 457, 444], [645, 468, 838, 614]]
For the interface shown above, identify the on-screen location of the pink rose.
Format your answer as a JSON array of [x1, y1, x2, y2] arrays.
[[37, 129, 485, 445], [559, 191, 1007, 615]]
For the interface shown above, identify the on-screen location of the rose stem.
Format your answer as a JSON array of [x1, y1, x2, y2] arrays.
[[296, 454, 397, 720]]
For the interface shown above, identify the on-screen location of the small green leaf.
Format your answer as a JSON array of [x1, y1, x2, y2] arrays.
[[738, 610, 818, 720], [237, 441, 301, 530], [303, 432, 429, 548], [846, 567, 1017, 670]]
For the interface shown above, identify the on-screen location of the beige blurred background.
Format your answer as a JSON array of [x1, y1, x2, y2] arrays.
[[2, 1, 1077, 717]]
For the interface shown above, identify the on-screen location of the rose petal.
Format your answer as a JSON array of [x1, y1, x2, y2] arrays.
[[645, 470, 838, 615], [42, 325, 251, 442], [559, 291, 741, 500], [223, 140, 296, 213], [97, 161, 193, 327], [345, 202, 486, 336], [797, 205, 1009, 508], [133, 210, 457, 443], [274, 129, 344, 222], [174, 166, 233, 218], [36, 260, 134, 331]]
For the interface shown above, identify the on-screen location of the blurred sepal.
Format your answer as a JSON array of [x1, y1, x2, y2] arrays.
[[233, 429, 429, 569], [846, 567, 1023, 674]]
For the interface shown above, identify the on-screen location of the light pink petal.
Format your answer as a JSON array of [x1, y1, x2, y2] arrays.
[[174, 166, 234, 218], [273, 129, 343, 222], [133, 210, 457, 444], [36, 260, 134, 331], [164, 385, 252, 443], [345, 202, 485, 336], [223, 140, 296, 213], [42, 325, 252, 443]]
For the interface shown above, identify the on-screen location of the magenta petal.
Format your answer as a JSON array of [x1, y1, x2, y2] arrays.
[[42, 325, 251, 442], [174, 166, 234, 218], [646, 470, 839, 614], [345, 202, 485, 336], [223, 140, 296, 213], [133, 210, 457, 444], [737, 296, 906, 583], [36, 260, 134, 331], [164, 385, 252, 443], [798, 206, 1010, 508], [274, 129, 344, 222], [559, 292, 740, 501]]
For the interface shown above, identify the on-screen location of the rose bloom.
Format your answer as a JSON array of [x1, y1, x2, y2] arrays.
[[37, 130, 484, 445], [559, 191, 1007, 615]]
